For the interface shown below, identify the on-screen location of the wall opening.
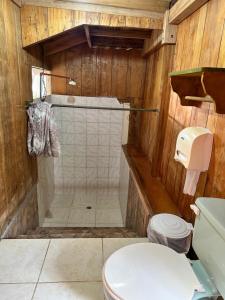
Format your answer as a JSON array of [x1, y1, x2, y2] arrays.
[[32, 66, 51, 99]]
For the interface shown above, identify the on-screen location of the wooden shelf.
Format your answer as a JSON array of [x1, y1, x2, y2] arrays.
[[169, 67, 225, 114]]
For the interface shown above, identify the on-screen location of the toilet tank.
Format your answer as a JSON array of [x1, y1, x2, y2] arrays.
[[193, 197, 225, 298]]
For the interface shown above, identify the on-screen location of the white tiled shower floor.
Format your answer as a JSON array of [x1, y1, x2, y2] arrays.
[[42, 188, 124, 227], [0, 238, 148, 300]]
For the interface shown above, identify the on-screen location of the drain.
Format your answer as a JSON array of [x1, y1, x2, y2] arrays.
[[86, 206, 92, 209]]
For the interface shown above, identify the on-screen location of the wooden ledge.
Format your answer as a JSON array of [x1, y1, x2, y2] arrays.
[[123, 144, 181, 216]]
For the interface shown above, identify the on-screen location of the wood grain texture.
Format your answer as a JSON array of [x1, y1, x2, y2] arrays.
[[143, 11, 177, 57], [0, 0, 41, 233], [48, 44, 147, 99], [169, 0, 209, 24], [44, 0, 170, 13], [90, 27, 151, 39], [21, 4, 163, 47], [44, 29, 87, 56], [138, 44, 175, 177], [11, 0, 22, 7], [22, 0, 165, 19], [126, 174, 151, 236], [160, 0, 225, 222], [124, 145, 180, 236]]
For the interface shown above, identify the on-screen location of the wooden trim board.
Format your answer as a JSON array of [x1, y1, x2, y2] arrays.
[[22, 0, 165, 19], [36, 0, 170, 13], [169, 0, 209, 24], [12, 0, 22, 7], [143, 10, 177, 57]]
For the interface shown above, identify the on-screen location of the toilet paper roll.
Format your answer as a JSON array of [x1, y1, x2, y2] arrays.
[[183, 169, 201, 196]]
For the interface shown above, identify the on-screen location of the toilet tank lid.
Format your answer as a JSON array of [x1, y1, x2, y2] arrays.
[[196, 197, 225, 241]]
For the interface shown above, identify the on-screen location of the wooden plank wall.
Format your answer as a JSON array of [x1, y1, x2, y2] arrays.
[[21, 5, 163, 47], [138, 44, 175, 175], [0, 0, 41, 233], [48, 45, 147, 99], [160, 0, 225, 221]]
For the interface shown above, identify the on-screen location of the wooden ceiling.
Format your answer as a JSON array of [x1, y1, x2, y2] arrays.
[[42, 25, 152, 56]]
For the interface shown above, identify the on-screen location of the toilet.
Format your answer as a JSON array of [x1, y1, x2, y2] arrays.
[[103, 197, 225, 300]]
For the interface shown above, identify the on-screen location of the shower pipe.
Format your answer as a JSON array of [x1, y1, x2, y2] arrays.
[[38, 72, 159, 112], [40, 72, 76, 100]]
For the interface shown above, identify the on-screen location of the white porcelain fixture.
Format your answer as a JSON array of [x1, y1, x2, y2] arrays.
[[103, 197, 225, 300]]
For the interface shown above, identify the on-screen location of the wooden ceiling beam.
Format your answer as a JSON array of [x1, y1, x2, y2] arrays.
[[12, 0, 22, 7], [22, 0, 164, 19], [92, 36, 144, 49], [84, 25, 92, 48], [22, 0, 170, 13], [169, 0, 208, 24], [58, 0, 170, 13], [90, 27, 151, 39], [43, 32, 87, 56]]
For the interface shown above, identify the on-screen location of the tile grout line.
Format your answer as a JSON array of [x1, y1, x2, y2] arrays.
[[31, 239, 51, 300], [95, 197, 97, 227], [28, 280, 103, 284], [101, 238, 104, 268]]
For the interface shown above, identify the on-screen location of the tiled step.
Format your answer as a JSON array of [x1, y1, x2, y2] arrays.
[[15, 227, 140, 239]]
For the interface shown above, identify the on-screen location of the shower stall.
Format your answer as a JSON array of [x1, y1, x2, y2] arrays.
[[37, 95, 131, 228]]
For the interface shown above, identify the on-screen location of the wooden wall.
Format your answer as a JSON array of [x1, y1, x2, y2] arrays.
[[138, 44, 175, 175], [0, 0, 41, 234], [159, 0, 225, 221], [48, 45, 147, 99], [21, 5, 163, 47]]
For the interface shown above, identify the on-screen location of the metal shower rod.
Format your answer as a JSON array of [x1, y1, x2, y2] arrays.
[[49, 103, 160, 112]]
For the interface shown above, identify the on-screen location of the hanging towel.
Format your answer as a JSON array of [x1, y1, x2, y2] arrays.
[[27, 100, 60, 157], [183, 169, 200, 196]]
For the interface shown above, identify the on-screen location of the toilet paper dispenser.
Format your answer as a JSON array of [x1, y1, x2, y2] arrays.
[[174, 127, 213, 196]]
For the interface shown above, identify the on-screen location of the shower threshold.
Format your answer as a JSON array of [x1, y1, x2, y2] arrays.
[[15, 227, 139, 239]]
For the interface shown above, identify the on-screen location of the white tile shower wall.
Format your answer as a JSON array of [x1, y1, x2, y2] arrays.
[[37, 157, 55, 224], [119, 150, 130, 224], [51, 95, 129, 190]]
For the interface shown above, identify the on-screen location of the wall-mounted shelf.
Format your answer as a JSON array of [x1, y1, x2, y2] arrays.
[[169, 67, 225, 114]]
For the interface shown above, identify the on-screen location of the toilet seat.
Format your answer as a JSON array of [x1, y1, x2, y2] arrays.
[[103, 243, 201, 300]]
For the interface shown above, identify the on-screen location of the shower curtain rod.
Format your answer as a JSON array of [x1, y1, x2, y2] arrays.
[[49, 103, 160, 112]]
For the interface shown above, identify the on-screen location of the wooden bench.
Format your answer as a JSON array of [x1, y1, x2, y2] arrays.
[[123, 145, 181, 236]]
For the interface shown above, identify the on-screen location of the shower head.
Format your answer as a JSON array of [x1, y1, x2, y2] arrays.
[[68, 79, 76, 86]]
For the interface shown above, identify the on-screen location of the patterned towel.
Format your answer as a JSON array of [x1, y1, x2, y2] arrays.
[[27, 100, 60, 157]]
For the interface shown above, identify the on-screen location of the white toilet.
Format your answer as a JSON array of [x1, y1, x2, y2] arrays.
[[103, 197, 225, 300]]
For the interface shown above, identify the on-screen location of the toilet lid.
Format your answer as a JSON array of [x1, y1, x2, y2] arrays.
[[103, 243, 201, 300]]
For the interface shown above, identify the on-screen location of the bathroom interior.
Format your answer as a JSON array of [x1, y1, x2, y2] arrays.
[[1, 0, 225, 299]]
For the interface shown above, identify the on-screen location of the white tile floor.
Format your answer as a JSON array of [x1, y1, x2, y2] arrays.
[[0, 238, 148, 300], [42, 188, 124, 227]]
